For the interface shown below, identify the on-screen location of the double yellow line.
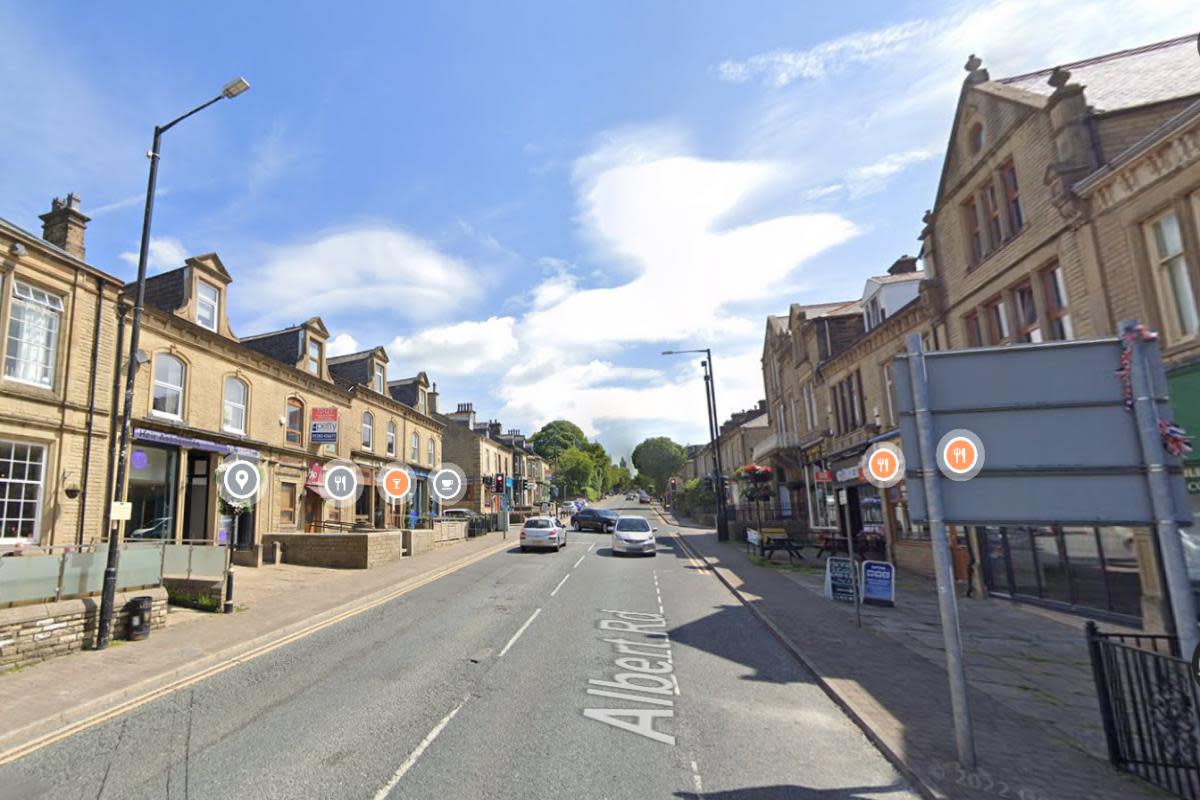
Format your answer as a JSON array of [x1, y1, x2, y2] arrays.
[[0, 537, 513, 766]]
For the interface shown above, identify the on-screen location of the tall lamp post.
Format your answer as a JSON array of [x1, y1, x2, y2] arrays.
[[662, 348, 730, 541], [97, 77, 251, 650]]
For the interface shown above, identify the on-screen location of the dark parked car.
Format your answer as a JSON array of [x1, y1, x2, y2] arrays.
[[571, 508, 619, 532]]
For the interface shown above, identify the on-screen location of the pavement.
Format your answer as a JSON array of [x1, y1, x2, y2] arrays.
[[0, 502, 918, 800], [664, 513, 1171, 800]]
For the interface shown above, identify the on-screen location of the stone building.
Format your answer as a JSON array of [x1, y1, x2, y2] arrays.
[[0, 196, 122, 549], [438, 403, 515, 514], [124, 252, 443, 565]]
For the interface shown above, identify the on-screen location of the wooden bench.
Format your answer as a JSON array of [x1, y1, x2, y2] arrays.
[[755, 527, 805, 563]]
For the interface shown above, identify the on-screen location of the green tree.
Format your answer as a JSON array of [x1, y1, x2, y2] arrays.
[[631, 437, 687, 494], [530, 420, 587, 464], [556, 447, 595, 497]]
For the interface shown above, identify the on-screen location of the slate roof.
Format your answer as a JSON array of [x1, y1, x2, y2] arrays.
[[998, 34, 1200, 113], [140, 267, 188, 312], [240, 326, 303, 365], [327, 352, 372, 387]]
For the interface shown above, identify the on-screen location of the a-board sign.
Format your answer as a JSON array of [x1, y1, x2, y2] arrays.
[[824, 556, 856, 603], [746, 528, 761, 546], [861, 560, 895, 607]]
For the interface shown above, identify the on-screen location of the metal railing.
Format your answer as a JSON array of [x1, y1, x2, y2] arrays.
[[1087, 622, 1200, 798]]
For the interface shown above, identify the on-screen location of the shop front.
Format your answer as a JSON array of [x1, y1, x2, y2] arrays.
[[1168, 362, 1200, 620], [129, 428, 260, 548], [829, 456, 887, 562]]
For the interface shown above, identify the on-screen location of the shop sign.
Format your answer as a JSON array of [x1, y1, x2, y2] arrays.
[[311, 407, 339, 444], [835, 466, 863, 483], [1186, 464, 1200, 495], [133, 428, 259, 459], [306, 462, 324, 487], [813, 470, 834, 483], [824, 556, 856, 603], [861, 560, 895, 607]]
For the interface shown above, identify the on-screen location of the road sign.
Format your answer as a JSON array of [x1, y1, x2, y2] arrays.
[[891, 335, 1192, 526], [311, 407, 338, 444]]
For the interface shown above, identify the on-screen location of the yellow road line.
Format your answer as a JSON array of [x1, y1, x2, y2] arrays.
[[0, 538, 513, 766]]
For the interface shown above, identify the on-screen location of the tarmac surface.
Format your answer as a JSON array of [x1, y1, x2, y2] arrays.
[[0, 499, 915, 800]]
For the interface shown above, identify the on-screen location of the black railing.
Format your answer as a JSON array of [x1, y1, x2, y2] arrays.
[[1087, 621, 1200, 798]]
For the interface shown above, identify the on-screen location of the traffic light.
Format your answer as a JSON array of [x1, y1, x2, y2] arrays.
[[495, 473, 505, 493], [670, 478, 677, 491]]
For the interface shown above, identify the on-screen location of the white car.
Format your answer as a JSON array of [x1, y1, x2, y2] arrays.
[[611, 516, 657, 556], [521, 516, 567, 551]]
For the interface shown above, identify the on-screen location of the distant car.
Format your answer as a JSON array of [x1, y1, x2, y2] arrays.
[[625, 493, 638, 501], [612, 516, 657, 556], [639, 495, 651, 504], [520, 516, 566, 551], [572, 508, 619, 532]]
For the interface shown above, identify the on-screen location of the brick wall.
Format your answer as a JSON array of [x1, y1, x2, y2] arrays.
[[261, 532, 404, 569], [0, 587, 168, 673]]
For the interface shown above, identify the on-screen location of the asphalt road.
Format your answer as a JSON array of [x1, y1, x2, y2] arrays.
[[0, 500, 917, 800]]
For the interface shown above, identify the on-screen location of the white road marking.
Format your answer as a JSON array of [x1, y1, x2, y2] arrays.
[[690, 759, 704, 795], [671, 673, 681, 696], [551, 574, 570, 597], [499, 608, 542, 657], [372, 696, 468, 800], [587, 542, 596, 553], [573, 553, 586, 568]]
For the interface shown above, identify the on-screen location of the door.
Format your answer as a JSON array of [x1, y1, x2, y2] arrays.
[[182, 453, 210, 543], [304, 491, 323, 532]]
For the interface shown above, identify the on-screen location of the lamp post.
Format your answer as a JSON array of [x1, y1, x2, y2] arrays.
[[97, 77, 251, 650], [662, 348, 730, 541]]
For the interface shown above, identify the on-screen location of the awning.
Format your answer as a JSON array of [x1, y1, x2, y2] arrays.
[[133, 428, 260, 459]]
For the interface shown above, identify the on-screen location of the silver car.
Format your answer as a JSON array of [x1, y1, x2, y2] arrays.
[[611, 516, 657, 556], [521, 516, 566, 552]]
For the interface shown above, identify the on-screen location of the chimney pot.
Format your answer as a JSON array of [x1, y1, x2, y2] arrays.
[[39, 194, 90, 260]]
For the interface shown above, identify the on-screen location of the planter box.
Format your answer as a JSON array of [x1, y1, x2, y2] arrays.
[[261, 532, 404, 569]]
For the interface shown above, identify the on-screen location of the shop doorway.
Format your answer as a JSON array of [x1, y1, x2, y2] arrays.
[[182, 453, 210, 542], [304, 491, 323, 532]]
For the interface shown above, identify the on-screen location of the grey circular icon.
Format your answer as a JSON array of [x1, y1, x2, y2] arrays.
[[323, 462, 360, 503], [222, 459, 261, 501], [432, 464, 467, 503], [936, 429, 985, 482]]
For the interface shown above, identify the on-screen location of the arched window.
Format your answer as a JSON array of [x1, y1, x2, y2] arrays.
[[152, 354, 185, 419], [387, 421, 397, 456], [410, 431, 420, 461], [222, 376, 248, 434], [362, 412, 374, 450], [427, 437, 435, 465], [968, 122, 984, 155], [285, 398, 304, 445]]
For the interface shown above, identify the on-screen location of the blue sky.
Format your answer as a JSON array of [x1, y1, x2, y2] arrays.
[[2, 1, 1197, 460]]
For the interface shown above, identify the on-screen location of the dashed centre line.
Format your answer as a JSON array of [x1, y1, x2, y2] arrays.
[[498, 608, 541, 658], [372, 695, 469, 800], [573, 553, 586, 568], [550, 573, 570, 597]]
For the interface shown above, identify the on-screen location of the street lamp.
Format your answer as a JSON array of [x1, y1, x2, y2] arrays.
[[97, 77, 251, 650], [662, 348, 730, 541]]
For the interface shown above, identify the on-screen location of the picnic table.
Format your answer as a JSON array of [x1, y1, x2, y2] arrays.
[[746, 527, 805, 563]]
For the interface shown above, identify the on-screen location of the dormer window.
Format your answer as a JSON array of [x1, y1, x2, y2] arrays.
[[305, 338, 322, 375], [197, 280, 219, 332], [417, 389, 427, 415], [374, 363, 385, 393]]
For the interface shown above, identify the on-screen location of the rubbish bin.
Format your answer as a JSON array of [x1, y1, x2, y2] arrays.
[[126, 595, 153, 641]]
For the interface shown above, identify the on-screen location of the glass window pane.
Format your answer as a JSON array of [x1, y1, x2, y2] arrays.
[[1098, 526, 1142, 618], [1006, 526, 1039, 596], [1033, 527, 1070, 603]]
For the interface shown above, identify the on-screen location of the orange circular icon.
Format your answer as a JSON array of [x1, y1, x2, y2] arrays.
[[942, 437, 978, 474], [868, 450, 899, 482], [382, 468, 411, 499]]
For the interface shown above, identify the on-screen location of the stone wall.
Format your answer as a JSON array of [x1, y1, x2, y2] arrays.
[[261, 532, 403, 569], [0, 587, 168, 673]]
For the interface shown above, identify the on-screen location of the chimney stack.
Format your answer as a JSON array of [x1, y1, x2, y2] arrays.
[[888, 254, 919, 275], [428, 382, 439, 416], [39, 194, 90, 260]]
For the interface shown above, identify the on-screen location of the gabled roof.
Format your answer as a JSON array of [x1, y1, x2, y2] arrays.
[[866, 270, 925, 287], [387, 371, 430, 408], [998, 34, 1200, 113]]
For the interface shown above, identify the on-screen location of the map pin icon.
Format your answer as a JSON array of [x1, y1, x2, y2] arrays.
[[235, 469, 249, 491]]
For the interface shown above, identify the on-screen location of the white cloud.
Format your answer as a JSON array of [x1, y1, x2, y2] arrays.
[[234, 226, 480, 331], [388, 317, 518, 376], [718, 20, 931, 87], [119, 236, 189, 273], [326, 332, 361, 357], [845, 147, 938, 197]]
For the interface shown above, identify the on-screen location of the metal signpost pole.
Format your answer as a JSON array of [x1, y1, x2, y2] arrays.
[[1126, 323, 1199, 658], [706, 351, 731, 542], [905, 334, 976, 769]]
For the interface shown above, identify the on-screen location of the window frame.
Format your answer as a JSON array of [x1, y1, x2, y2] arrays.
[[279, 482, 297, 526], [374, 363, 385, 394], [983, 183, 1003, 249], [386, 421, 396, 456], [151, 353, 186, 420], [222, 375, 249, 435], [983, 297, 1012, 345], [1000, 160, 1023, 234], [0, 439, 46, 543], [1040, 262, 1073, 341], [305, 337, 322, 375], [427, 437, 435, 466], [1144, 209, 1200, 342], [285, 398, 304, 446], [963, 196, 983, 264], [1012, 280, 1042, 343], [4, 279, 65, 389], [411, 431, 420, 461], [196, 279, 220, 332], [963, 311, 983, 347], [362, 411, 374, 451]]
